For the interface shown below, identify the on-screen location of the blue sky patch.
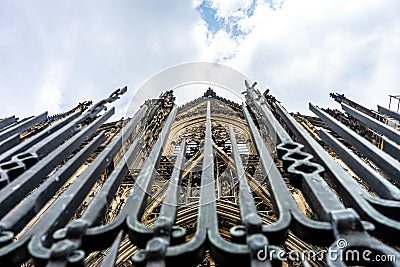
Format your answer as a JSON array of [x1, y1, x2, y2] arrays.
[[196, 0, 257, 39], [197, 1, 225, 34]]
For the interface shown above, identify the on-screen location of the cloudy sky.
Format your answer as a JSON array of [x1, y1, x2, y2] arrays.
[[1, 0, 400, 120]]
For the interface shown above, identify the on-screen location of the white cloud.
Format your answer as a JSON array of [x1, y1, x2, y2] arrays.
[[35, 62, 64, 115], [1, 0, 399, 120], [209, 0, 254, 19], [192, 0, 204, 9], [195, 25, 240, 61], [0, 1, 203, 119], [224, 0, 400, 114]]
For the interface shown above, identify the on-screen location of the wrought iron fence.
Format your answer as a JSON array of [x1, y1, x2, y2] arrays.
[[0, 83, 399, 267]]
